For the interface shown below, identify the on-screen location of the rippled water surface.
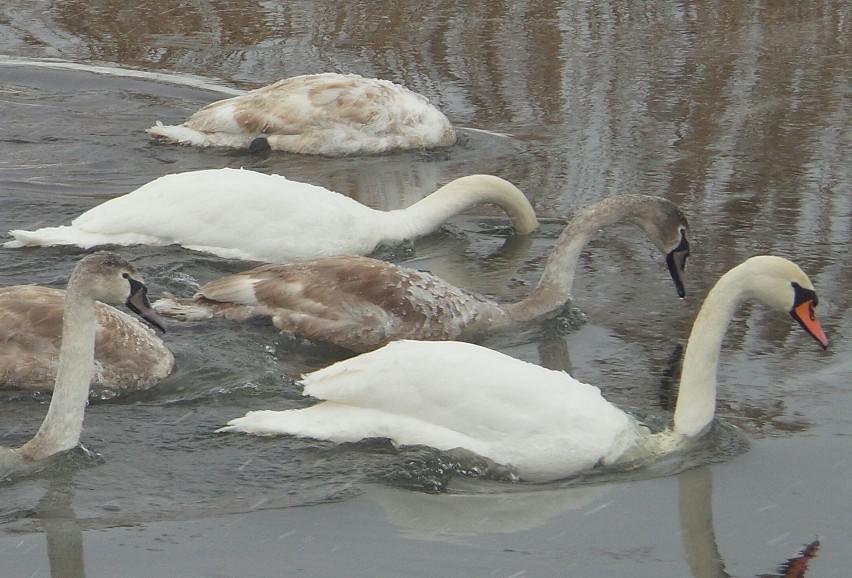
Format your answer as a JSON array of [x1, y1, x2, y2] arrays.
[[0, 2, 850, 576]]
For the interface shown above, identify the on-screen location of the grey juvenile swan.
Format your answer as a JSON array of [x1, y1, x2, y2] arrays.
[[154, 194, 691, 352], [0, 252, 166, 475]]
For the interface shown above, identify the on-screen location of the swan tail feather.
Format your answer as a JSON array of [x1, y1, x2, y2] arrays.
[[217, 404, 382, 442], [146, 123, 249, 148], [146, 123, 211, 146], [5, 226, 92, 248], [152, 294, 214, 322], [5, 226, 163, 249]]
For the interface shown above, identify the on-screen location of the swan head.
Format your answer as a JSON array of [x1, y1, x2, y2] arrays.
[[72, 251, 167, 334], [734, 256, 828, 348], [627, 197, 691, 298]]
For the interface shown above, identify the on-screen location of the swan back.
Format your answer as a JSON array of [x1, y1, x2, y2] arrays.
[[224, 340, 638, 481], [74, 169, 382, 261], [178, 257, 505, 352], [6, 169, 538, 263], [147, 73, 456, 156]]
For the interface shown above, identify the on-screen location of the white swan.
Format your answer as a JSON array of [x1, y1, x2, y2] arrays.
[[5, 169, 538, 263], [153, 194, 691, 352], [145, 72, 456, 156], [0, 285, 174, 395], [219, 256, 829, 482], [0, 252, 167, 474]]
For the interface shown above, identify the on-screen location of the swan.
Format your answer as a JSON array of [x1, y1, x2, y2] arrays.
[[145, 72, 456, 156], [153, 194, 691, 352], [5, 169, 539, 263], [0, 252, 167, 474], [219, 256, 828, 482], [0, 285, 174, 395]]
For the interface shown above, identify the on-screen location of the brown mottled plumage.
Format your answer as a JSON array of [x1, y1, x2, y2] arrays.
[[183, 257, 502, 351], [146, 73, 456, 156], [155, 195, 691, 352], [0, 286, 174, 394], [1, 252, 168, 474]]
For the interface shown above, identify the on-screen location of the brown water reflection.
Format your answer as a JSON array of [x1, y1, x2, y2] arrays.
[[0, 1, 849, 576], [4, 2, 848, 220]]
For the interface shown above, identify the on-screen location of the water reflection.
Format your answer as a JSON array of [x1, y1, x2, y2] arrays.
[[0, 0, 849, 575], [6, 1, 848, 219], [678, 467, 820, 578], [364, 481, 610, 542], [10, 464, 821, 578], [37, 479, 86, 578]]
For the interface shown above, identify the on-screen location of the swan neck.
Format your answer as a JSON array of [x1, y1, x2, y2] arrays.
[[388, 175, 538, 242], [673, 271, 745, 438], [19, 281, 97, 461], [506, 196, 643, 322]]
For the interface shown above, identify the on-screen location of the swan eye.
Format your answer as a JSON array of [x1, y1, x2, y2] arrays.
[[121, 272, 130, 279], [791, 282, 818, 308]]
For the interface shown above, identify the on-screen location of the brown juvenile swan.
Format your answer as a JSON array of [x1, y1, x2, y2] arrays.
[[155, 195, 690, 352], [0, 285, 174, 394], [145, 72, 456, 156], [0, 252, 166, 475]]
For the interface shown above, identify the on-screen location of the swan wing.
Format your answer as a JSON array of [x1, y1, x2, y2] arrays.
[[8, 169, 384, 262], [154, 74, 454, 155], [194, 258, 500, 350], [221, 402, 482, 453], [224, 341, 635, 480], [0, 286, 174, 393]]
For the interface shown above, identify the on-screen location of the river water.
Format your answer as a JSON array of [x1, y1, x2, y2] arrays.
[[0, 2, 849, 577]]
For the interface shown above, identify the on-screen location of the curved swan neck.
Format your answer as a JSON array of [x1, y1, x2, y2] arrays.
[[19, 277, 97, 461], [506, 195, 657, 323], [385, 175, 538, 242], [673, 268, 748, 438]]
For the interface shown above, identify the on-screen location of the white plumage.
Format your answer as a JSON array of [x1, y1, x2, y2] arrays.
[[5, 169, 538, 263], [222, 340, 644, 482], [220, 257, 828, 482]]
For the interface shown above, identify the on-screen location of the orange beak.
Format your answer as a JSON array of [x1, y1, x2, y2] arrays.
[[792, 300, 828, 349]]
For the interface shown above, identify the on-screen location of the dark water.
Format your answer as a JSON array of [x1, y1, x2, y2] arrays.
[[0, 2, 850, 576]]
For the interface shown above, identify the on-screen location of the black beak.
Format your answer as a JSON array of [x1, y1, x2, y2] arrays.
[[666, 231, 689, 299], [126, 278, 167, 334]]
